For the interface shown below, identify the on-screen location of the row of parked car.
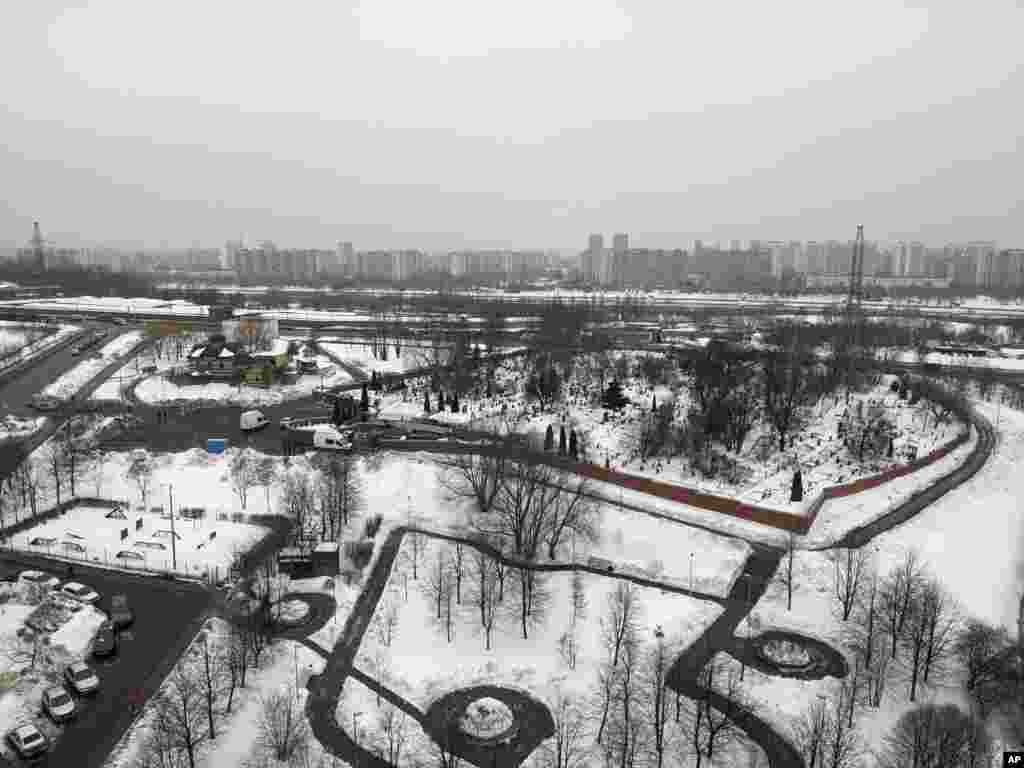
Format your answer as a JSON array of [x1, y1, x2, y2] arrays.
[[6, 570, 134, 761]]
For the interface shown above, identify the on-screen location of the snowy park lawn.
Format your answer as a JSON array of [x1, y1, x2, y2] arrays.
[[318, 339, 428, 375], [345, 532, 723, 758], [594, 503, 750, 596], [0, 583, 106, 762], [8, 503, 269, 579], [803, 426, 977, 548], [132, 357, 351, 407]]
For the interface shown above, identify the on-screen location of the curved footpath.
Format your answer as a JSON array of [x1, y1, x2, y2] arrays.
[[299, 398, 997, 768]]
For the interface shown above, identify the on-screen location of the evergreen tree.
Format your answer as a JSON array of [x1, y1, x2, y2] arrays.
[[439, 391, 446, 410], [569, 429, 578, 459], [332, 398, 342, 426], [451, 392, 459, 413], [558, 425, 567, 456], [602, 380, 628, 410], [424, 390, 431, 414], [651, 392, 657, 412], [360, 382, 370, 412], [544, 424, 555, 451]]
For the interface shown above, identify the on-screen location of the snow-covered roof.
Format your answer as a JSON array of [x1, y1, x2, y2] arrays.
[[314, 542, 339, 553], [188, 346, 206, 359], [218, 348, 235, 358]]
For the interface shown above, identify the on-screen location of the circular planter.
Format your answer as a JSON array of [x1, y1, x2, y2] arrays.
[[273, 598, 311, 627]]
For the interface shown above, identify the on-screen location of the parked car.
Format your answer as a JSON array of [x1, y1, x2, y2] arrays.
[[240, 409, 269, 432], [108, 594, 134, 629], [71, 347, 82, 355], [61, 582, 100, 604], [30, 396, 60, 412], [64, 662, 100, 695], [313, 428, 352, 452], [41, 686, 76, 723], [92, 621, 117, 658], [113, 317, 127, 326], [18, 570, 60, 591], [6, 724, 48, 759]]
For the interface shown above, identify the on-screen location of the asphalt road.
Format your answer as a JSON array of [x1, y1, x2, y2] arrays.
[[0, 552, 211, 768], [0, 332, 92, 419]]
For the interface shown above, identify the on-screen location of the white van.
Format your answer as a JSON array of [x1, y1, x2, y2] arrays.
[[240, 410, 269, 432], [313, 428, 353, 452]]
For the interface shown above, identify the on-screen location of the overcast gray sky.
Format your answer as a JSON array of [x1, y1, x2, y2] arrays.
[[1, 0, 1021, 252]]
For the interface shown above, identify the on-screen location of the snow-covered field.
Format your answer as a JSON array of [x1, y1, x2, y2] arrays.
[[318, 339, 434, 376], [8, 502, 268, 580], [96, 330, 143, 359]]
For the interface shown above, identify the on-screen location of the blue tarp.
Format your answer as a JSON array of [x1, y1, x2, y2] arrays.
[[207, 438, 227, 455]]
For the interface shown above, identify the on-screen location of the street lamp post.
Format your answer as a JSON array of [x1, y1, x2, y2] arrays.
[[689, 552, 694, 590], [162, 483, 177, 571]]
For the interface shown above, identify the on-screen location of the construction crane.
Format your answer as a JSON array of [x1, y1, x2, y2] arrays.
[[846, 224, 865, 311]]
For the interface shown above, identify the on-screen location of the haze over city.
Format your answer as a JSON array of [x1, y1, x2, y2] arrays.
[[2, 0, 1023, 252]]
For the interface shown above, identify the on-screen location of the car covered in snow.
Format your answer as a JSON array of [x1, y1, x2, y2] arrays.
[[65, 661, 100, 695], [61, 582, 100, 604], [42, 686, 76, 723], [6, 723, 48, 758], [18, 570, 60, 591], [240, 409, 269, 432]]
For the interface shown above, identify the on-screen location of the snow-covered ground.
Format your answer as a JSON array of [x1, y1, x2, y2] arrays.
[[96, 330, 143, 359], [91, 333, 219, 401], [132, 356, 351, 407], [343, 531, 725, 767], [39, 331, 145, 401], [803, 426, 978, 548], [41, 357, 111, 401], [318, 339, 436, 376], [0, 322, 47, 355], [9, 501, 268, 580], [732, 397, 1024, 764]]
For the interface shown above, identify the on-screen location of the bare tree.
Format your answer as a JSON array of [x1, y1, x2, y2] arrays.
[[793, 697, 830, 768], [880, 550, 923, 660], [776, 533, 798, 612], [312, 453, 363, 537], [125, 450, 154, 511], [153, 663, 209, 768], [955, 619, 1014, 716], [229, 448, 257, 511], [252, 456, 279, 514], [258, 685, 310, 763], [467, 548, 500, 650], [921, 578, 959, 685], [595, 582, 643, 745], [879, 703, 990, 768], [829, 548, 869, 622], [602, 633, 644, 768], [543, 478, 599, 560], [223, 622, 249, 712], [646, 632, 677, 768], [43, 439, 69, 507], [539, 689, 590, 768], [195, 630, 224, 740], [375, 705, 409, 766], [688, 657, 748, 768], [282, 469, 317, 544]]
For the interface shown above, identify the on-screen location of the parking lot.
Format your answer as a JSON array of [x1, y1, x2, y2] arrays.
[[0, 552, 211, 768]]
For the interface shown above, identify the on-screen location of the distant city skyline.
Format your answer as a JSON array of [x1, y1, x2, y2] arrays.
[[2, 2, 1022, 251]]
